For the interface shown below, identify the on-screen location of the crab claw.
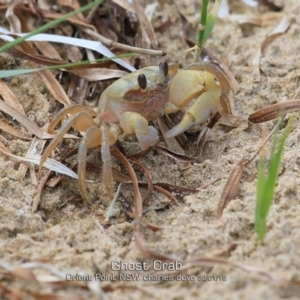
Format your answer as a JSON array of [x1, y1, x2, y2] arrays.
[[164, 90, 220, 138], [164, 114, 194, 138], [136, 126, 159, 150]]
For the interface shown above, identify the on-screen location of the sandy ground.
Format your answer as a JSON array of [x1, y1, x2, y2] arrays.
[[1, 0, 300, 299]]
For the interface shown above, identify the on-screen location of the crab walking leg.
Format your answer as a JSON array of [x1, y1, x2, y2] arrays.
[[164, 90, 220, 138], [119, 112, 159, 150], [78, 126, 102, 204], [100, 124, 119, 199], [47, 105, 97, 133], [39, 111, 97, 175]]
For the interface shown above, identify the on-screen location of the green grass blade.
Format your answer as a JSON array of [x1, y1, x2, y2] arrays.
[[193, 0, 222, 63], [255, 157, 268, 241], [255, 117, 294, 243], [0, 0, 104, 54], [0, 53, 136, 78], [203, 0, 222, 42]]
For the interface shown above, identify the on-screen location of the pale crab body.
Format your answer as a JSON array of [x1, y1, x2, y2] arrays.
[[99, 66, 169, 123], [38, 62, 169, 204], [38, 61, 227, 204]]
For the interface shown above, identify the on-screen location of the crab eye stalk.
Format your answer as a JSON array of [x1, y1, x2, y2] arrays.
[[159, 61, 168, 77], [138, 73, 147, 89]]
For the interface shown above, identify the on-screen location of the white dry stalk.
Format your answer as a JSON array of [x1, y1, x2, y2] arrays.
[[0, 26, 136, 72]]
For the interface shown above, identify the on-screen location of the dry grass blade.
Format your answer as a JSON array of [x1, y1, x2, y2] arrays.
[[155, 182, 198, 200], [80, 161, 183, 206], [1, 41, 129, 81], [1, 40, 68, 65], [156, 127, 211, 162], [216, 113, 248, 128], [18, 137, 46, 182], [228, 12, 281, 26], [152, 184, 178, 204], [0, 100, 78, 139], [111, 0, 157, 47], [0, 79, 25, 113], [129, 157, 153, 206], [0, 100, 48, 139], [84, 28, 165, 56], [77, 162, 132, 184], [0, 282, 22, 300], [39, 10, 95, 30], [111, 146, 143, 220], [0, 141, 78, 180], [158, 117, 190, 170], [217, 157, 248, 218], [0, 28, 136, 71], [155, 145, 196, 163], [19, 41, 71, 106], [0, 120, 32, 140], [193, 126, 210, 158], [5, 1, 22, 33], [249, 99, 300, 123], [57, 0, 84, 19], [69, 68, 128, 81], [217, 115, 284, 218], [33, 40, 63, 61], [252, 17, 291, 82], [32, 170, 52, 213], [259, 0, 283, 11]]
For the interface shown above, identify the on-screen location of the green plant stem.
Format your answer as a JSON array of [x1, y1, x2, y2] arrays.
[[0, 0, 104, 54], [193, 0, 208, 63]]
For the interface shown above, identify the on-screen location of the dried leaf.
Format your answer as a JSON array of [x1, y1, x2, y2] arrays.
[[259, 0, 283, 11], [217, 158, 248, 218], [10, 266, 38, 283], [192, 127, 211, 159], [249, 99, 300, 123], [0, 79, 25, 114], [111, 146, 143, 220], [0, 26, 136, 72], [57, 0, 84, 19], [19, 137, 45, 180], [228, 12, 280, 26], [40, 10, 95, 30], [69, 68, 127, 81], [155, 182, 198, 198], [32, 170, 51, 213], [111, 0, 157, 47], [0, 141, 78, 179], [130, 157, 153, 206], [155, 145, 196, 163], [19, 41, 71, 106], [0, 120, 32, 140], [0, 100, 78, 139], [152, 184, 178, 204], [252, 17, 291, 82], [5, 0, 22, 33], [157, 117, 190, 170]]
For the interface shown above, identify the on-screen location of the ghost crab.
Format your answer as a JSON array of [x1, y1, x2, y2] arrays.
[[38, 61, 229, 204]]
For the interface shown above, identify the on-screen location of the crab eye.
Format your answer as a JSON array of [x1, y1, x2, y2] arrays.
[[138, 73, 147, 89], [159, 61, 168, 77]]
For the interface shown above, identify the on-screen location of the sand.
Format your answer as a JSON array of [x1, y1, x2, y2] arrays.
[[0, 0, 300, 299]]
